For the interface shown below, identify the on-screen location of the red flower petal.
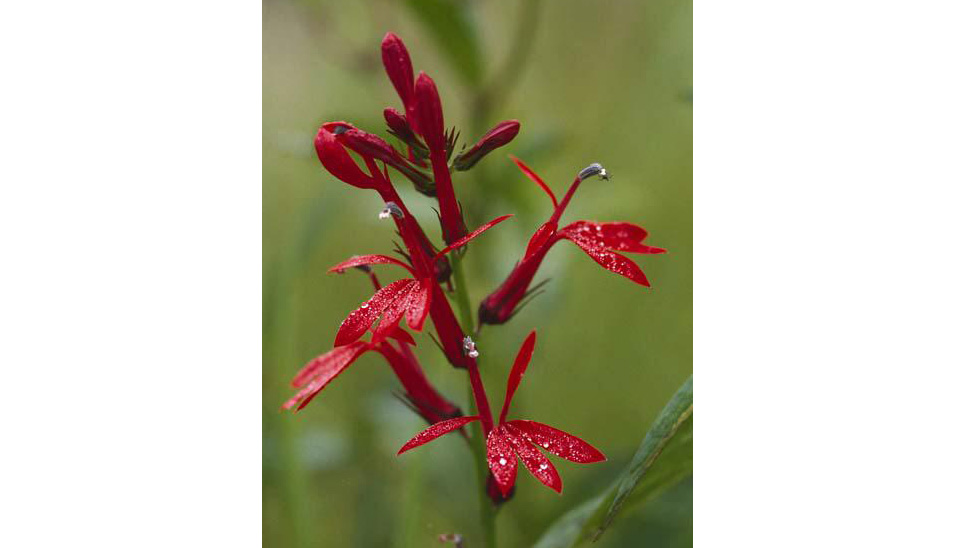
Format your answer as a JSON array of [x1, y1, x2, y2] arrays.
[[328, 254, 415, 275], [435, 214, 514, 259], [559, 229, 651, 287], [510, 156, 557, 210], [334, 279, 414, 347], [487, 428, 519, 497], [505, 420, 606, 463], [373, 280, 421, 337], [560, 221, 666, 254], [397, 416, 479, 455], [283, 341, 371, 411], [404, 277, 432, 331], [499, 331, 537, 423], [501, 424, 562, 493]]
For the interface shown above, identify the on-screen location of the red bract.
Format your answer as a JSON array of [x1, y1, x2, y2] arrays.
[[398, 331, 605, 496], [478, 157, 667, 326]]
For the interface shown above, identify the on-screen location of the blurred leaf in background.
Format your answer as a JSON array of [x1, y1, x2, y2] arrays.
[[263, 0, 691, 546]]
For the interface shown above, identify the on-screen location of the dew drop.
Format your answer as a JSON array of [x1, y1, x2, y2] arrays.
[[499, 458, 507, 466], [361, 303, 369, 309], [542, 442, 549, 448], [539, 464, 548, 470]]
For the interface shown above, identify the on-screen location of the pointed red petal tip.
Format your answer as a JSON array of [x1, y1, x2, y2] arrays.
[[487, 429, 518, 496], [381, 32, 415, 108], [502, 424, 562, 493], [413, 72, 445, 151], [505, 420, 606, 463], [397, 416, 479, 455], [510, 155, 558, 209]]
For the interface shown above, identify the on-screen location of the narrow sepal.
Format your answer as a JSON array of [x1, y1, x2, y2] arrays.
[[499, 331, 537, 423], [397, 416, 479, 455], [510, 156, 557, 209], [505, 420, 606, 463], [501, 424, 562, 493], [487, 428, 519, 497], [435, 214, 514, 259], [334, 279, 415, 347]]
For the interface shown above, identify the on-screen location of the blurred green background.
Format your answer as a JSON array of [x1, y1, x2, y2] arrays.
[[263, 0, 691, 546]]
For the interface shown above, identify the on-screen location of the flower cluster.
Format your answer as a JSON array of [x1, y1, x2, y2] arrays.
[[285, 32, 666, 501]]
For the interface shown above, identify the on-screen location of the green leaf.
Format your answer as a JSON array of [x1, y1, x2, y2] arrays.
[[402, 0, 483, 86], [533, 375, 693, 547]]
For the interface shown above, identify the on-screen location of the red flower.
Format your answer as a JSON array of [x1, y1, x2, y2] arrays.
[[478, 157, 667, 326], [397, 331, 605, 495], [314, 121, 450, 279], [329, 215, 513, 367]]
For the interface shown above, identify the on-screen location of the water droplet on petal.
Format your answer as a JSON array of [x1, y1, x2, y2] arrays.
[[499, 457, 507, 465]]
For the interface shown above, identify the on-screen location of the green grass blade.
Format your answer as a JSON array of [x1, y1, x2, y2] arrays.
[[532, 375, 693, 547]]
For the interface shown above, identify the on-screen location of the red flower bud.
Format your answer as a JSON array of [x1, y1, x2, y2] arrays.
[[453, 120, 521, 171], [381, 32, 414, 111], [413, 72, 445, 152]]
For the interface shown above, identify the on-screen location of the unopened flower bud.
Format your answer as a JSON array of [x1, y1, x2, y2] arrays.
[[381, 33, 415, 111], [452, 120, 520, 171], [414, 72, 445, 152]]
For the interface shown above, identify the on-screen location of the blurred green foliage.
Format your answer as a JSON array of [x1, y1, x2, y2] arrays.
[[263, 0, 691, 546]]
